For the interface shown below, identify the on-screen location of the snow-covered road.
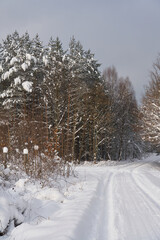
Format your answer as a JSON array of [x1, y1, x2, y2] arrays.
[[97, 163, 160, 240], [1, 155, 160, 240], [82, 158, 160, 240]]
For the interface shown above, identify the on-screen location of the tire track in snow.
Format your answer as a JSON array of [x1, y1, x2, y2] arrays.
[[65, 169, 117, 240], [73, 171, 115, 240], [71, 172, 107, 240], [130, 159, 160, 190], [93, 162, 155, 240], [112, 171, 160, 240], [130, 161, 160, 210], [142, 171, 160, 189], [93, 171, 117, 240], [93, 160, 160, 240], [131, 171, 160, 211]]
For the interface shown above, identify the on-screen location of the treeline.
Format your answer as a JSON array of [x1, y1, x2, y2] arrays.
[[141, 54, 160, 153], [0, 31, 142, 167]]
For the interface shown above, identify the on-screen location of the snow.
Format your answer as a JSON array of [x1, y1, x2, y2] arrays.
[[62, 55, 66, 62], [35, 188, 64, 202], [3, 168, 10, 175], [26, 60, 31, 67], [3, 71, 10, 80], [26, 54, 32, 61], [10, 57, 18, 66], [22, 81, 33, 92], [31, 56, 37, 63], [14, 77, 21, 85], [15, 179, 28, 189], [21, 62, 29, 71], [0, 89, 13, 99], [43, 56, 48, 66], [2, 67, 17, 80], [23, 148, 28, 154], [0, 64, 3, 72], [1, 154, 160, 239], [8, 68, 14, 75], [0, 189, 25, 233], [5, 56, 9, 62], [12, 66, 17, 72], [3, 147, 8, 153], [34, 145, 39, 151]]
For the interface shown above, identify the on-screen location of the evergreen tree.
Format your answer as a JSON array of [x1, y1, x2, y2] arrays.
[[103, 66, 142, 160], [0, 31, 143, 169], [42, 37, 68, 157], [141, 54, 160, 152]]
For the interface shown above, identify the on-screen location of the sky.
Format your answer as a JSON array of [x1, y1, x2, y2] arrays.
[[0, 0, 160, 102]]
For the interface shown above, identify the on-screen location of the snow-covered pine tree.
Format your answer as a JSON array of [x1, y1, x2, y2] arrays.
[[115, 78, 141, 160], [63, 37, 86, 161], [65, 37, 104, 162], [0, 31, 34, 151], [28, 34, 46, 153], [0, 32, 46, 155], [84, 49, 101, 85], [42, 37, 68, 157], [141, 54, 160, 153], [102, 67, 119, 159], [81, 83, 112, 161], [0, 42, 10, 151], [103, 66, 142, 160], [65, 37, 100, 161]]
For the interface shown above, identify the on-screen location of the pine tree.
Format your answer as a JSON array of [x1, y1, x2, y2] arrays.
[[141, 54, 160, 152], [103, 66, 142, 160], [0, 32, 45, 152], [42, 37, 68, 157]]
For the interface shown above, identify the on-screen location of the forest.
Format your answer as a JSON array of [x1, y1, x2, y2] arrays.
[[0, 31, 159, 178]]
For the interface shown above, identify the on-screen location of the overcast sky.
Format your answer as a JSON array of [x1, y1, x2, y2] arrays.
[[0, 0, 160, 102]]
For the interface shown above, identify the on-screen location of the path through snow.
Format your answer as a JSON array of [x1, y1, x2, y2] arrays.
[[1, 155, 160, 240]]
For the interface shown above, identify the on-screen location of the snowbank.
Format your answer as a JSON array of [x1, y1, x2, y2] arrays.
[[0, 189, 25, 234]]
